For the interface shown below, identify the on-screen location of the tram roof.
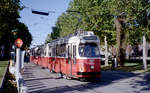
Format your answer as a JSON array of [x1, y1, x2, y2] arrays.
[[48, 30, 97, 45]]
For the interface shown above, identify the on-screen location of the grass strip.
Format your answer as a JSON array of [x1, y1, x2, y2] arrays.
[[0, 61, 9, 86], [101, 60, 150, 72]]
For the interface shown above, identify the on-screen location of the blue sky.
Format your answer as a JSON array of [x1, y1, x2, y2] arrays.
[[19, 0, 71, 46]]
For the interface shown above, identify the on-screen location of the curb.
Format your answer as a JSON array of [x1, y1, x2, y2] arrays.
[[0, 61, 9, 92]]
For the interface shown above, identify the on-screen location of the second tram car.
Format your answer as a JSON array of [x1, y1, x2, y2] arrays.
[[30, 30, 101, 80]]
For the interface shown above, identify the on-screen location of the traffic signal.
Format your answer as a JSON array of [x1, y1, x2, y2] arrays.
[[32, 10, 49, 16]]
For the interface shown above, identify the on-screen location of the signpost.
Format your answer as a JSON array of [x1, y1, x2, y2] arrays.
[[15, 38, 23, 48], [14, 38, 23, 75]]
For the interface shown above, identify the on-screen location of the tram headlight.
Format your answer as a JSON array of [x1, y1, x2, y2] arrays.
[[90, 65, 94, 69]]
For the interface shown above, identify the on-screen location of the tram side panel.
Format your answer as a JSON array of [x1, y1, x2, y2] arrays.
[[41, 56, 48, 68], [38, 56, 41, 66], [45, 56, 49, 68], [60, 57, 67, 75], [30, 49, 37, 64], [29, 56, 33, 63], [71, 59, 78, 77], [48, 57, 52, 70], [52, 57, 65, 74], [54, 57, 59, 72]]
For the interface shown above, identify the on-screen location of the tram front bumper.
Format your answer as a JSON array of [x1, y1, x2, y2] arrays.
[[77, 72, 101, 78]]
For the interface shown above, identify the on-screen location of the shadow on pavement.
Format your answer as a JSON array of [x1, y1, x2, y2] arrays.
[[25, 77, 62, 81], [23, 63, 150, 93], [131, 73, 150, 93], [30, 71, 140, 93]]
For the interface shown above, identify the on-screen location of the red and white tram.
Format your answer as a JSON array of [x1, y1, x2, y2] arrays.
[[30, 30, 101, 80]]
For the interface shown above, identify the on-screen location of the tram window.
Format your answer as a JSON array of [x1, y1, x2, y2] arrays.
[[41, 49, 44, 56], [52, 48, 56, 57], [49, 46, 52, 57], [38, 49, 41, 56], [55, 44, 66, 57], [79, 43, 100, 57], [49, 51, 51, 56], [45, 51, 47, 56], [73, 45, 76, 64], [68, 46, 71, 64], [60, 44, 66, 57], [44, 50, 46, 56], [68, 46, 70, 57], [68, 46, 72, 57], [43, 49, 45, 56], [56, 45, 59, 56]]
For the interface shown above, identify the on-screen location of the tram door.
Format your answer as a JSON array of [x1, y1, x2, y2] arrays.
[[68, 44, 76, 76]]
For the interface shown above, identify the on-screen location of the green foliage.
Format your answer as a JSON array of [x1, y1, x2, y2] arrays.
[[51, 0, 116, 45], [0, 0, 32, 48], [51, 27, 60, 39], [0, 0, 32, 59], [0, 0, 20, 40], [45, 34, 52, 43], [45, 27, 60, 43], [3, 71, 17, 93], [68, 0, 116, 44], [106, 0, 150, 43], [15, 23, 32, 50], [56, 13, 79, 37], [46, 0, 149, 46]]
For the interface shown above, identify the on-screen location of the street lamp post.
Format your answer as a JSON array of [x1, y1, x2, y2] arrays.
[[14, 38, 23, 75]]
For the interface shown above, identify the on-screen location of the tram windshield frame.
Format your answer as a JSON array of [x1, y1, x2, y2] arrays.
[[78, 43, 100, 57]]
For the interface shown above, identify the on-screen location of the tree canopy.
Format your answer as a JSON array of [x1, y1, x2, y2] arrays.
[[45, 0, 150, 66], [0, 0, 32, 59]]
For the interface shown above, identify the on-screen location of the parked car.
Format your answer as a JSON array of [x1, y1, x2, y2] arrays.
[[100, 54, 105, 65], [100, 54, 112, 65]]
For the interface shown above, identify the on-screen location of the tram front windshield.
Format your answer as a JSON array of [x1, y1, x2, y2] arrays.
[[79, 43, 100, 57]]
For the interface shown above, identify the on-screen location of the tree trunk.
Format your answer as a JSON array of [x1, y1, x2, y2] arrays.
[[104, 35, 108, 66], [143, 35, 147, 70], [115, 17, 127, 67]]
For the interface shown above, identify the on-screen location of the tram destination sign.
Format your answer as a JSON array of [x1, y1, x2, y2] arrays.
[[83, 36, 97, 40]]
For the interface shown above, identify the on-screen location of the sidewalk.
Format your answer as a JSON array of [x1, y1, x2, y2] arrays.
[[22, 63, 62, 93]]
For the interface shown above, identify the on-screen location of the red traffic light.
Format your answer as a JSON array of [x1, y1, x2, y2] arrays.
[[15, 38, 23, 48]]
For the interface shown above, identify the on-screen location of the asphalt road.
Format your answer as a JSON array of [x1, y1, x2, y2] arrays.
[[22, 63, 150, 93]]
